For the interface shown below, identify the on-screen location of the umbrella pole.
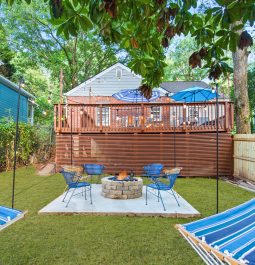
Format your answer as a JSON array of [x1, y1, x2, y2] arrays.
[[216, 83, 219, 214]]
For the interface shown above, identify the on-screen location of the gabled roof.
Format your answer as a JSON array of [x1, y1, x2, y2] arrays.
[[160, 81, 210, 94], [65, 62, 142, 96], [0, 75, 35, 99], [160, 80, 228, 100]]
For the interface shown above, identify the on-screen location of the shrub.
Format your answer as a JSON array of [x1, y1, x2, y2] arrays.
[[0, 121, 38, 170]]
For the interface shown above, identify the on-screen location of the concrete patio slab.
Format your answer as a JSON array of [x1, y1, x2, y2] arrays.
[[39, 185, 200, 218]]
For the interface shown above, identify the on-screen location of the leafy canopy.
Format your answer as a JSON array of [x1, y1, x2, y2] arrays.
[[1, 0, 254, 95]]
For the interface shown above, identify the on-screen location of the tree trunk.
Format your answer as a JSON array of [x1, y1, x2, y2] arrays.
[[232, 38, 251, 134]]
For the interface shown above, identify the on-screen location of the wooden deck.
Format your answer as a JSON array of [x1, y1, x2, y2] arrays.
[[54, 102, 234, 134]]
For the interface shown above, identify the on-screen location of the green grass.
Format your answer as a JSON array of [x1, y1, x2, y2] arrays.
[[0, 167, 254, 265]]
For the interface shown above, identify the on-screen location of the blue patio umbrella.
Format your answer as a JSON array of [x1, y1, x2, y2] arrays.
[[170, 86, 218, 103], [112, 89, 160, 102], [170, 85, 220, 214]]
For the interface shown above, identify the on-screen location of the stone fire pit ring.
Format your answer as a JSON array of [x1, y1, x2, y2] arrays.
[[101, 176, 143, 199]]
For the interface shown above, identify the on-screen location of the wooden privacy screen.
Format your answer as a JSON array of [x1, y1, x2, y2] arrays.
[[233, 134, 255, 182], [55, 132, 233, 177]]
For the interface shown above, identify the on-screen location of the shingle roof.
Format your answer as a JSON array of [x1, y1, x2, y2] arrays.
[[160, 81, 228, 100], [160, 81, 210, 93]]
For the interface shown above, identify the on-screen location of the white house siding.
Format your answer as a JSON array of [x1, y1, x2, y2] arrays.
[[67, 64, 142, 97]]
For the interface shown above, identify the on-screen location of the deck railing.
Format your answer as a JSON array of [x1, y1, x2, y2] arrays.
[[54, 102, 234, 134]]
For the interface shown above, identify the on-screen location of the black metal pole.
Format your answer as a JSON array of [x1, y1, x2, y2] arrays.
[[12, 79, 22, 208], [216, 83, 219, 214], [70, 108, 73, 166], [173, 106, 176, 167]]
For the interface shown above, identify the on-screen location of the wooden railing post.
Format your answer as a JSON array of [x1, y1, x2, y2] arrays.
[[54, 105, 57, 132], [141, 104, 145, 131], [58, 103, 62, 133], [100, 104, 103, 132], [225, 102, 229, 131], [231, 102, 234, 130], [182, 104, 187, 132]]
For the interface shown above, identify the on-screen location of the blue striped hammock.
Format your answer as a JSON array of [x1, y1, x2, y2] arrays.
[[0, 206, 24, 231], [176, 199, 255, 265]]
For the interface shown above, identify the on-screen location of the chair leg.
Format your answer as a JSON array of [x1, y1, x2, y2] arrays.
[[157, 190, 160, 202], [158, 190, 166, 211], [66, 187, 77, 207], [146, 186, 148, 205], [85, 186, 87, 200], [89, 186, 92, 204], [171, 189, 180, 207], [63, 185, 68, 194], [62, 187, 70, 202]]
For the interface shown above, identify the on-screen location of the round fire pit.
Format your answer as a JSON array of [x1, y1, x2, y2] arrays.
[[101, 176, 143, 199]]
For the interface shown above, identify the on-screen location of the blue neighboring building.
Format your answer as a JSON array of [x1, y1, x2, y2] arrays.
[[0, 75, 35, 124]]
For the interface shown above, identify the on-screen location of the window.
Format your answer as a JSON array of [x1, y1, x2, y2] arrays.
[[96, 107, 110, 126], [116, 68, 122, 80], [27, 101, 34, 125], [150, 106, 161, 122]]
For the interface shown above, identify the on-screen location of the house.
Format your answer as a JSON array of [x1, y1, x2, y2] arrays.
[[0, 75, 35, 124], [65, 62, 166, 104], [54, 63, 234, 177]]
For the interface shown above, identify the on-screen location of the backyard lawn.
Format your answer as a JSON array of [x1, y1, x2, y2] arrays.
[[0, 167, 254, 265]]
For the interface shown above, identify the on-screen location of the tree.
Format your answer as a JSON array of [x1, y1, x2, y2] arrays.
[[164, 35, 233, 99], [248, 66, 255, 130], [0, 25, 15, 79], [1, 0, 254, 132], [1, 1, 254, 84], [164, 36, 208, 81], [232, 26, 251, 133], [247, 41, 255, 132], [0, 1, 118, 91]]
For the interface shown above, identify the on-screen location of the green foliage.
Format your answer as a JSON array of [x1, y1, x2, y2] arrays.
[[0, 1, 118, 91], [0, 24, 16, 79], [248, 63, 255, 131], [36, 0, 254, 88], [164, 36, 208, 81], [164, 36, 234, 101], [2, 1, 254, 90], [0, 1, 119, 126], [0, 121, 38, 170]]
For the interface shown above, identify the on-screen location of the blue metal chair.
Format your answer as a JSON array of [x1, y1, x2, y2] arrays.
[[143, 163, 164, 180], [60, 170, 92, 207], [83, 164, 105, 183], [146, 170, 180, 211]]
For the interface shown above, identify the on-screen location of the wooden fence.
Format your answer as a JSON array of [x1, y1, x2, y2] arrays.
[[55, 132, 233, 177], [233, 134, 255, 182]]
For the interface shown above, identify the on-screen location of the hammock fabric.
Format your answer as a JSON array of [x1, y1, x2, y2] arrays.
[[176, 199, 255, 265], [0, 206, 24, 231]]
